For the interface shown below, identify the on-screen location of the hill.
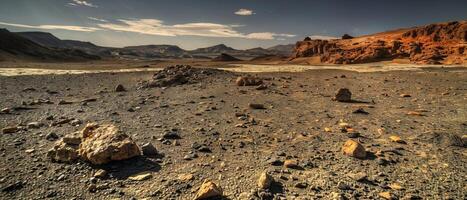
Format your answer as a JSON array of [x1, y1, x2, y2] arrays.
[[0, 29, 100, 62]]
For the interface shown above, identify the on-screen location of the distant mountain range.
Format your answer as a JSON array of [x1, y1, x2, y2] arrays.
[[0, 29, 100, 62], [0, 29, 295, 61]]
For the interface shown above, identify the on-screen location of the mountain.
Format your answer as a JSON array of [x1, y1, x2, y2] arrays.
[[291, 21, 467, 65], [16, 31, 111, 56], [0, 29, 100, 61], [116, 45, 189, 58], [211, 53, 242, 62], [267, 44, 295, 56], [190, 44, 238, 55]]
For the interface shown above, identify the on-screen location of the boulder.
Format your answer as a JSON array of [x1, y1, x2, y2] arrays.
[[78, 123, 141, 165], [115, 84, 126, 92], [342, 139, 367, 159]]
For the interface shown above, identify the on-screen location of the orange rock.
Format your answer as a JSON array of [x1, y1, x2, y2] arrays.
[[194, 180, 223, 200], [342, 140, 367, 159]]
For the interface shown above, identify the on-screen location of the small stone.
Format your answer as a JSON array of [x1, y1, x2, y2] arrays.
[[128, 172, 152, 181], [324, 127, 332, 132], [334, 88, 352, 102], [342, 139, 366, 159], [94, 169, 107, 178], [2, 126, 19, 134], [46, 132, 59, 141], [337, 182, 351, 190], [70, 119, 82, 126], [25, 149, 35, 153], [58, 100, 72, 105], [178, 173, 194, 182], [352, 108, 369, 114], [389, 135, 406, 144], [284, 160, 299, 169], [27, 122, 42, 129], [400, 94, 411, 97], [163, 131, 181, 139], [141, 142, 158, 156], [389, 183, 403, 190], [0, 108, 11, 114], [294, 182, 307, 189], [62, 133, 81, 145], [249, 103, 265, 109], [257, 171, 273, 189], [379, 192, 397, 200], [348, 172, 367, 181], [194, 180, 223, 200], [115, 84, 126, 92], [407, 111, 424, 116]]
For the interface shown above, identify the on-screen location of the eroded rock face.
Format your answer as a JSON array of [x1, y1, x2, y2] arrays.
[[291, 21, 467, 65], [78, 123, 141, 165]]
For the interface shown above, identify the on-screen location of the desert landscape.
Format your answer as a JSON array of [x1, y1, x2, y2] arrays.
[[1, 1, 466, 199]]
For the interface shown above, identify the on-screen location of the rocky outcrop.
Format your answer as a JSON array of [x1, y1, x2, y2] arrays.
[[291, 21, 467, 65]]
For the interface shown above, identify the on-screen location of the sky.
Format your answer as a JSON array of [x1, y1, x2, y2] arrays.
[[0, 0, 466, 50]]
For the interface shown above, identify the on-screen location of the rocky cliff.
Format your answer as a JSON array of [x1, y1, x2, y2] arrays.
[[291, 21, 466, 64]]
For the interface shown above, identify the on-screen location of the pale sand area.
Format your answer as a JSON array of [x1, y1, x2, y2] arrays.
[[0, 63, 465, 76]]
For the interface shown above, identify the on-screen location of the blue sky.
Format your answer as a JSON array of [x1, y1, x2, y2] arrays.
[[0, 0, 466, 49]]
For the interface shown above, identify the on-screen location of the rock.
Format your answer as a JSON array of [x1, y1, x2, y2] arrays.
[[352, 108, 369, 114], [1, 181, 23, 192], [324, 127, 332, 132], [128, 172, 152, 181], [255, 84, 268, 90], [284, 159, 299, 169], [389, 135, 406, 144], [407, 111, 424, 116], [342, 34, 354, 39], [2, 126, 18, 134], [348, 172, 367, 181], [389, 183, 403, 190], [140, 65, 219, 88], [94, 169, 107, 178], [334, 88, 352, 102], [63, 132, 82, 145], [47, 139, 80, 163], [70, 119, 82, 126], [25, 149, 35, 153], [249, 103, 265, 109], [178, 173, 194, 182], [46, 132, 59, 141], [58, 100, 72, 105], [257, 171, 273, 189], [0, 108, 11, 114], [141, 142, 158, 156], [235, 76, 263, 86], [337, 182, 351, 190], [379, 192, 397, 200], [162, 131, 181, 139], [115, 84, 126, 92], [400, 94, 411, 97], [27, 122, 42, 129], [194, 180, 223, 200], [342, 139, 367, 159], [78, 123, 141, 165], [295, 182, 308, 189]]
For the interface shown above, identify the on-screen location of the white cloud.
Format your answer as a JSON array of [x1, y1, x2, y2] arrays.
[[69, 0, 97, 8], [88, 17, 108, 22], [0, 22, 101, 32], [307, 35, 338, 40], [96, 18, 295, 40], [235, 8, 254, 16]]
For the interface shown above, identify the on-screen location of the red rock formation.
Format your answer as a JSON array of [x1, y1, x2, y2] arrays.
[[291, 21, 467, 65]]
